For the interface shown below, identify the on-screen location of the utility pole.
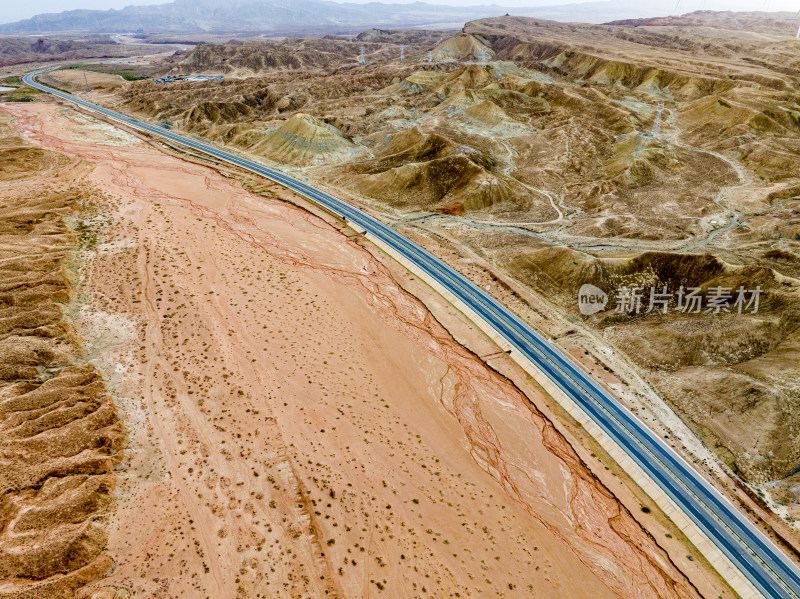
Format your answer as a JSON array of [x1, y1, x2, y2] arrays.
[[651, 103, 664, 138], [400, 45, 404, 63], [83, 70, 90, 92], [359, 46, 365, 65]]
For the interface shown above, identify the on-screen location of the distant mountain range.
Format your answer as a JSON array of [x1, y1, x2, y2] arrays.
[[0, 0, 529, 34], [0, 0, 787, 34]]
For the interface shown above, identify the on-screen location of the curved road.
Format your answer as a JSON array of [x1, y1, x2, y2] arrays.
[[23, 67, 800, 599]]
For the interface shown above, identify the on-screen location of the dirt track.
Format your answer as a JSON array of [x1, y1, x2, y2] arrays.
[[2, 102, 725, 599]]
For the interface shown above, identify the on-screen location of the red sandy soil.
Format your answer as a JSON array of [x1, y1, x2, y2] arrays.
[[3, 102, 707, 599]]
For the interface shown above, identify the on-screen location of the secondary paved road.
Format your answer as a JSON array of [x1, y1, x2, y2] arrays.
[[23, 67, 800, 599]]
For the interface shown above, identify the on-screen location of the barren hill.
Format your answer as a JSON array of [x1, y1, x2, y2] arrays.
[[0, 36, 166, 68], [607, 9, 800, 35], [172, 36, 450, 75]]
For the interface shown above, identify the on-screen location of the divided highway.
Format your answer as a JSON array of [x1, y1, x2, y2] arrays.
[[23, 67, 800, 599]]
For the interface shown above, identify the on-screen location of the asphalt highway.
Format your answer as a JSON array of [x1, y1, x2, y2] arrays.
[[23, 67, 800, 599]]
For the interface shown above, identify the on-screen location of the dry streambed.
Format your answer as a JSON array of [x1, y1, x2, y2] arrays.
[[0, 103, 732, 599]]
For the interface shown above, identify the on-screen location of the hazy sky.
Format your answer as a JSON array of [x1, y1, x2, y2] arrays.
[[1, 0, 797, 24]]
